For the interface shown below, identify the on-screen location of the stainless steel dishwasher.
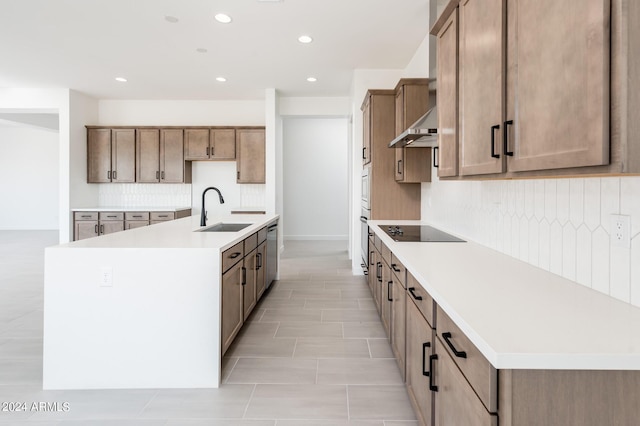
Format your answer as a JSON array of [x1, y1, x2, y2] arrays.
[[266, 221, 278, 288]]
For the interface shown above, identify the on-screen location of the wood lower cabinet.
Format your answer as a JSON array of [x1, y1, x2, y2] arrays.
[[75, 220, 99, 240], [236, 128, 265, 183], [391, 274, 406, 380], [406, 296, 435, 426], [99, 220, 124, 236], [73, 210, 190, 240], [434, 338, 498, 426], [256, 240, 267, 300], [87, 128, 135, 183], [381, 257, 392, 338], [243, 248, 258, 320], [221, 260, 244, 355]]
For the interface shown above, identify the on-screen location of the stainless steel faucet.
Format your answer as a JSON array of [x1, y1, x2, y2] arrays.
[[200, 187, 225, 226]]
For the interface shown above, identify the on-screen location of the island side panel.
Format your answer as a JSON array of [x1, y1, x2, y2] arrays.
[[43, 247, 221, 389]]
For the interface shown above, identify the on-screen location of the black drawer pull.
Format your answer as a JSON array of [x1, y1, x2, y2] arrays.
[[107, 215, 117, 218], [391, 263, 401, 273], [229, 252, 241, 259], [362, 147, 366, 159], [387, 281, 393, 302], [422, 342, 431, 377], [504, 120, 514, 156], [158, 215, 169, 218], [442, 332, 467, 358], [408, 287, 423, 301], [429, 354, 438, 392], [433, 146, 439, 168], [81, 215, 91, 218], [133, 215, 142, 218], [491, 124, 500, 159]]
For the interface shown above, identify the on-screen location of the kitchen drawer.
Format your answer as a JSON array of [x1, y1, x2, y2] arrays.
[[244, 232, 258, 253], [257, 227, 267, 244], [150, 212, 175, 221], [390, 254, 406, 288], [407, 272, 435, 328], [74, 212, 98, 221], [125, 212, 150, 221], [437, 308, 498, 413], [99, 212, 124, 221], [222, 241, 244, 273], [381, 242, 392, 266]]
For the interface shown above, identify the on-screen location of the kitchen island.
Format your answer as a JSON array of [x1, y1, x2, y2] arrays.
[[43, 213, 278, 390]]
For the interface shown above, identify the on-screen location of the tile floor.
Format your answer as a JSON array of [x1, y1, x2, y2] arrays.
[[0, 233, 417, 425]]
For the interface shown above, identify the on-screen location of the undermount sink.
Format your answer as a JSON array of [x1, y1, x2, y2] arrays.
[[199, 223, 252, 232]]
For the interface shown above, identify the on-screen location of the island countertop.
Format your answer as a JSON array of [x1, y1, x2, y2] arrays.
[[369, 220, 640, 371]]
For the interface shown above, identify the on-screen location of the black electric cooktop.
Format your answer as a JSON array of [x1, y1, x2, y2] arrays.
[[381, 225, 466, 243]]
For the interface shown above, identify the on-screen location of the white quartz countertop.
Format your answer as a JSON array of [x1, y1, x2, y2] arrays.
[[72, 206, 192, 212], [369, 220, 640, 370], [55, 214, 278, 250]]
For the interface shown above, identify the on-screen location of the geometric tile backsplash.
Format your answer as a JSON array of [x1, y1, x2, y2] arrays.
[[98, 184, 192, 208], [422, 176, 640, 308]]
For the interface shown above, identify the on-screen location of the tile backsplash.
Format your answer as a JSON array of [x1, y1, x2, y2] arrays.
[[422, 176, 640, 307], [98, 184, 192, 207]]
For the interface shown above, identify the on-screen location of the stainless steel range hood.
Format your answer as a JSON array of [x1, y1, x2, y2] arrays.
[[388, 105, 438, 148]]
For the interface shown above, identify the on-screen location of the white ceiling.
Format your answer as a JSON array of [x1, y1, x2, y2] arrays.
[[0, 0, 431, 100]]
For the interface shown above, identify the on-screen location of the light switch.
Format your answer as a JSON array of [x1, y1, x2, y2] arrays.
[[100, 266, 113, 287]]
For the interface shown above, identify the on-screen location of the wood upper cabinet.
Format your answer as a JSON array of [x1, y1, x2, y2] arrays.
[[394, 80, 432, 183], [211, 129, 236, 160], [436, 8, 459, 178], [236, 128, 265, 184], [458, 0, 505, 176], [362, 95, 372, 165], [504, 0, 610, 172], [136, 129, 160, 183], [87, 128, 135, 183], [185, 128, 236, 160], [160, 129, 187, 183]]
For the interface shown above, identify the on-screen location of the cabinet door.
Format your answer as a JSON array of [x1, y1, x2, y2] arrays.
[[137, 129, 160, 183], [111, 129, 136, 183], [406, 298, 435, 426], [362, 95, 372, 165], [222, 260, 244, 355], [236, 129, 265, 183], [373, 251, 382, 314], [504, 0, 609, 172], [256, 241, 267, 300], [395, 148, 405, 182], [243, 250, 257, 320], [437, 9, 460, 178], [75, 220, 99, 241], [434, 338, 498, 426], [391, 276, 406, 381], [87, 129, 111, 183], [211, 129, 236, 160], [381, 261, 392, 338], [459, 0, 504, 176], [100, 220, 124, 236], [160, 129, 184, 183], [184, 128, 210, 160]]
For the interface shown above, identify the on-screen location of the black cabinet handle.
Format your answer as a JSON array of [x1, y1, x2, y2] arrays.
[[256, 253, 262, 270], [211, 145, 214, 155], [504, 120, 514, 156], [81, 215, 91, 218], [158, 215, 169, 218], [442, 332, 467, 358], [387, 281, 393, 301], [100, 224, 104, 234], [422, 342, 431, 377], [113, 171, 117, 180], [391, 264, 401, 273], [107, 215, 116, 218], [429, 354, 438, 392], [369, 251, 374, 266], [433, 146, 439, 168], [94, 224, 98, 234], [408, 287, 423, 301], [360, 216, 368, 223], [161, 171, 165, 180], [376, 262, 382, 282], [397, 159, 402, 174], [206, 146, 210, 156], [230, 252, 241, 259], [156, 171, 160, 180], [107, 171, 111, 180], [491, 124, 501, 159], [133, 215, 142, 218], [362, 147, 366, 159], [241, 267, 246, 285]]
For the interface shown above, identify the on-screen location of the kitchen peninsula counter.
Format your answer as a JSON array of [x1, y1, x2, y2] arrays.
[[43, 214, 278, 390]]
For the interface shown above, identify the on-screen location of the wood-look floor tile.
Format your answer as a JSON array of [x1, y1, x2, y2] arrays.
[[226, 357, 317, 384], [294, 338, 370, 358], [348, 385, 417, 420], [244, 384, 348, 419], [275, 322, 343, 338]]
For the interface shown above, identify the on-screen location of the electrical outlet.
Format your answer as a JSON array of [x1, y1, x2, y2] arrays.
[[100, 266, 113, 287], [610, 214, 631, 248]]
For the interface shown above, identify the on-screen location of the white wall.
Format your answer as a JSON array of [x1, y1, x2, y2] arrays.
[[0, 126, 59, 229], [283, 117, 350, 240]]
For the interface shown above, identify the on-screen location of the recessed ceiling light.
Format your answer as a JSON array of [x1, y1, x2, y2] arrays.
[[115, 77, 127, 83], [164, 15, 179, 23], [298, 35, 313, 44], [306, 77, 317, 82], [216, 77, 227, 82], [196, 48, 208, 53], [214, 13, 232, 23]]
